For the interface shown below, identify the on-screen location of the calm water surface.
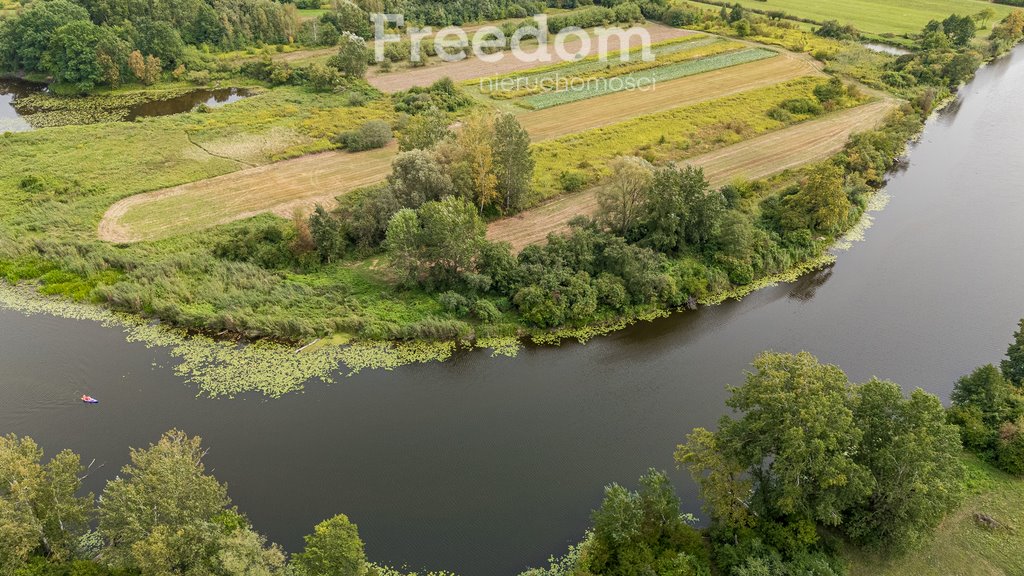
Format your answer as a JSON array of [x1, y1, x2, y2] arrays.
[[0, 83, 249, 130], [2, 47, 1024, 576], [0, 78, 43, 132]]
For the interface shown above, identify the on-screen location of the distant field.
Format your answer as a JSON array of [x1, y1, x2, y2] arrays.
[[487, 98, 897, 251], [297, 8, 327, 20], [517, 50, 821, 140], [521, 47, 776, 109], [367, 22, 693, 92], [687, 0, 1014, 36]]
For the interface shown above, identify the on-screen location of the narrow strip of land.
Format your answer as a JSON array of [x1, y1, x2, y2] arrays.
[[486, 99, 897, 251], [516, 51, 818, 139]]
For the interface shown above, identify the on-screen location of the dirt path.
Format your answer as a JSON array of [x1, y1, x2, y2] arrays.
[[486, 98, 898, 251], [367, 22, 693, 92]]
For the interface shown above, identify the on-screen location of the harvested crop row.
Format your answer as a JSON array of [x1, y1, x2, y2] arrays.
[[517, 52, 821, 140], [521, 47, 777, 109], [474, 37, 730, 99]]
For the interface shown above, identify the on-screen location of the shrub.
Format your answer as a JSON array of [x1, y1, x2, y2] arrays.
[[558, 171, 587, 193], [334, 120, 393, 151], [438, 291, 470, 316], [472, 299, 501, 323]]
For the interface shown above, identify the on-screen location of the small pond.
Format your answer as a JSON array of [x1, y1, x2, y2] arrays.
[[0, 82, 251, 131], [863, 42, 912, 56], [0, 78, 46, 132], [124, 87, 252, 120]]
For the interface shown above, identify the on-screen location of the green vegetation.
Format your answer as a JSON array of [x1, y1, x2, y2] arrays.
[[846, 455, 1024, 576], [0, 1, 1022, 385], [687, 0, 1014, 36], [521, 47, 776, 109], [0, 429, 455, 576], [530, 76, 856, 198]]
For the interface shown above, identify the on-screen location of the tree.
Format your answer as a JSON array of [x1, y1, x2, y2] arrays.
[[128, 50, 146, 81], [387, 149, 454, 208], [46, 21, 117, 91], [456, 115, 499, 213], [99, 430, 231, 573], [398, 108, 451, 152], [294, 514, 366, 576], [491, 113, 534, 213], [843, 380, 965, 552], [676, 428, 752, 529], [143, 54, 162, 85], [0, 435, 92, 570], [331, 31, 368, 77], [941, 14, 977, 47], [309, 204, 346, 263], [974, 8, 997, 29], [0, 0, 90, 72], [598, 156, 654, 238], [782, 164, 850, 234], [1002, 318, 1024, 386], [384, 196, 486, 288], [585, 469, 709, 576], [307, 62, 342, 91], [638, 165, 724, 253], [682, 352, 873, 531]]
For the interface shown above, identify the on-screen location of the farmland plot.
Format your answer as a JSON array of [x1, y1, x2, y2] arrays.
[[488, 99, 898, 251]]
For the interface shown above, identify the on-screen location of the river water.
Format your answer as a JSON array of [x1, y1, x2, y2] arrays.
[[2, 47, 1024, 575]]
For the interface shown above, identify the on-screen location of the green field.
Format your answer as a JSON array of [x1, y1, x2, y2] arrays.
[[688, 0, 1015, 36], [846, 455, 1024, 576], [522, 47, 777, 109]]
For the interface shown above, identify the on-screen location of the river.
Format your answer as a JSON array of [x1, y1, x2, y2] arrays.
[[2, 47, 1024, 575]]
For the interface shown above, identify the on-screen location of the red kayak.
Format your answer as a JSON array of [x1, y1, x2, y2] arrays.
[[81, 395, 99, 404]]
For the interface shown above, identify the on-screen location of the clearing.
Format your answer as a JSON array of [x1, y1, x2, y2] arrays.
[[486, 98, 898, 251], [845, 456, 1024, 576], [687, 0, 1014, 36]]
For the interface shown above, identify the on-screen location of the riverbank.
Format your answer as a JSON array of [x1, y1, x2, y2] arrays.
[[1, 10, 1021, 383]]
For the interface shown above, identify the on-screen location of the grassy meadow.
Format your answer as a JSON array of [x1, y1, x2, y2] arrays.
[[846, 455, 1024, 576]]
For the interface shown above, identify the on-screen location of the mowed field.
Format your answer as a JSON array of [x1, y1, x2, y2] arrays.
[[98, 35, 883, 245], [486, 98, 898, 251], [99, 145, 396, 243], [100, 42, 821, 242], [687, 0, 1014, 36]]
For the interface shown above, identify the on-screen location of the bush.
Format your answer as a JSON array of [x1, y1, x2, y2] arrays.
[[779, 98, 824, 116], [558, 171, 587, 193], [438, 291, 470, 316], [472, 299, 501, 323], [334, 120, 393, 151]]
